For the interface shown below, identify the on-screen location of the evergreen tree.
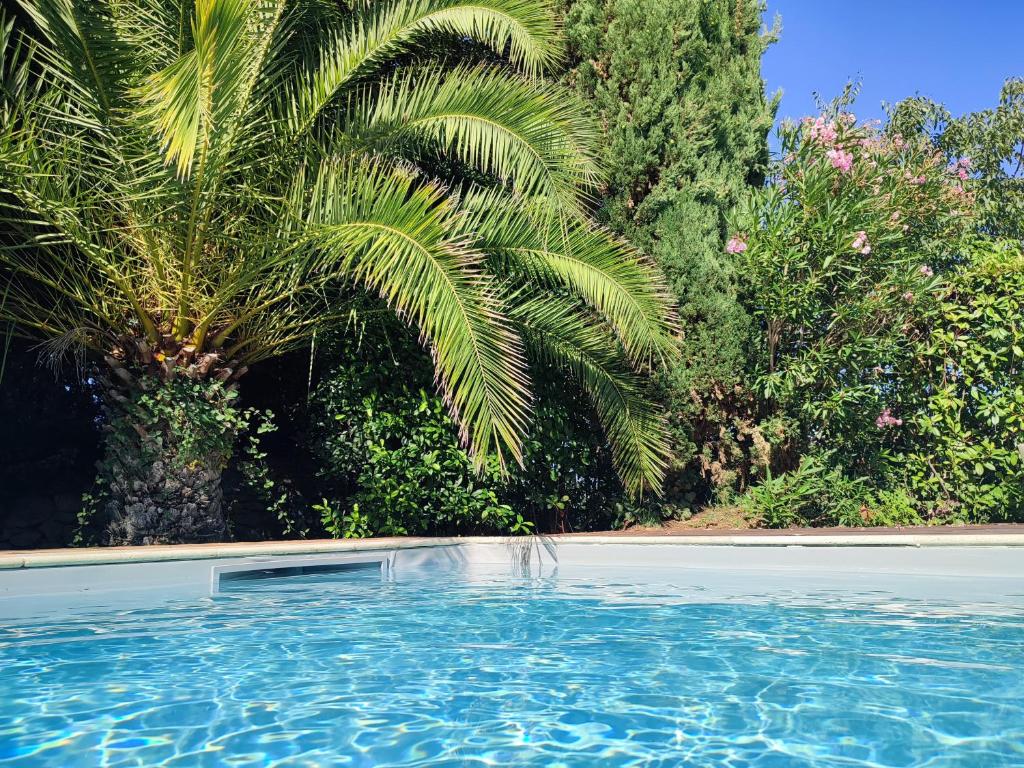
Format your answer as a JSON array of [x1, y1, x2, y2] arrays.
[[563, 0, 778, 505]]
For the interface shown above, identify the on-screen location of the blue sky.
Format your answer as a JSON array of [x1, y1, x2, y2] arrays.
[[762, 0, 1024, 130]]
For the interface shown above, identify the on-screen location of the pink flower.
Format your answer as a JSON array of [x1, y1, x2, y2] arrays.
[[919, 265, 934, 278], [890, 210, 902, 222], [949, 156, 973, 180], [876, 408, 903, 429], [827, 148, 854, 173], [903, 291, 915, 303], [808, 116, 838, 145], [851, 231, 871, 255], [725, 235, 748, 254]]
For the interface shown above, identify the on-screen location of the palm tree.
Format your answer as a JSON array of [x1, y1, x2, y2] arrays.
[[0, 0, 677, 544]]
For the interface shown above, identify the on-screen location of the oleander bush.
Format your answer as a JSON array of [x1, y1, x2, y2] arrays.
[[732, 98, 1024, 527]]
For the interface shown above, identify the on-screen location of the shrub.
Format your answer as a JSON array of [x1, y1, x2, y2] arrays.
[[732, 104, 976, 479], [896, 239, 1024, 522], [739, 452, 868, 528], [311, 353, 525, 537], [308, 325, 635, 536]]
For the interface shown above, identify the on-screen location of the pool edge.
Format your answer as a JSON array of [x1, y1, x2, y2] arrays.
[[3, 530, 1024, 571]]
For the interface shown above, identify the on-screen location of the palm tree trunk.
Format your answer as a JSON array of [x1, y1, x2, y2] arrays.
[[103, 448, 227, 546], [97, 367, 235, 545]]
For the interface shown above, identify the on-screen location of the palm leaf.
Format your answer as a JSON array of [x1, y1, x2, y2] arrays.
[[342, 65, 601, 210], [281, 0, 562, 138], [301, 155, 533, 468], [135, 0, 285, 179], [463, 187, 678, 365], [511, 293, 670, 496]]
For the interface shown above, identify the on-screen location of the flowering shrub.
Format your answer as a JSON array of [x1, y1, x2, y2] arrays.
[[731, 107, 975, 478]]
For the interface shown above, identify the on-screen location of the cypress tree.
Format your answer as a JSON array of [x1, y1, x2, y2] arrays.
[[564, 0, 778, 506]]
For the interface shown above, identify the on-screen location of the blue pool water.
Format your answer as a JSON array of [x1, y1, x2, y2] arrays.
[[1, 566, 1023, 767]]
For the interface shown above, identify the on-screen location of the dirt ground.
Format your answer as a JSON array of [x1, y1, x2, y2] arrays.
[[585, 508, 1024, 536]]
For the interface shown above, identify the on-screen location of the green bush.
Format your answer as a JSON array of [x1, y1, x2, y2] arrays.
[[308, 324, 638, 536], [896, 240, 1024, 522], [739, 453, 866, 528], [311, 353, 526, 537], [859, 489, 925, 528]]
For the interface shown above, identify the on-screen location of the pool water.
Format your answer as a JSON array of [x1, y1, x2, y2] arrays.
[[1, 567, 1023, 766]]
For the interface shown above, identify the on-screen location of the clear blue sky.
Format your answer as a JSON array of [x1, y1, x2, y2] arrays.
[[762, 0, 1024, 129]]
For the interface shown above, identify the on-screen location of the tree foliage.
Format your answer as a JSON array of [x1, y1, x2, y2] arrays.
[[0, 0, 677, 499], [562, 0, 777, 504]]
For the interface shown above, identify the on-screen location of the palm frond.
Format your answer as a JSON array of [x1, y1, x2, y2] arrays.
[[301, 155, 533, 468], [463, 187, 678, 365], [280, 0, 562, 138], [135, 0, 285, 179], [343, 65, 600, 210], [0, 11, 35, 112], [107, 0, 192, 71], [511, 293, 671, 497], [17, 0, 131, 117]]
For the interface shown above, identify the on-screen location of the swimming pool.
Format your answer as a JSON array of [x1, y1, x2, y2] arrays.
[[1, 541, 1022, 767]]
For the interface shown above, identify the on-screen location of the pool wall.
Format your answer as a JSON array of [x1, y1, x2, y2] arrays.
[[1, 532, 1022, 617]]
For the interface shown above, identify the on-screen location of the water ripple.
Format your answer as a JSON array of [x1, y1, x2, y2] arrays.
[[0, 570, 1022, 766]]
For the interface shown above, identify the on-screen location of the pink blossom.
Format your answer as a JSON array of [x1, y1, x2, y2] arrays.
[[808, 116, 838, 145], [725, 235, 748, 254], [890, 210, 902, 222], [919, 265, 934, 278], [876, 408, 903, 429], [851, 231, 871, 255], [827, 148, 854, 173], [949, 157, 973, 180], [903, 291, 915, 303]]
